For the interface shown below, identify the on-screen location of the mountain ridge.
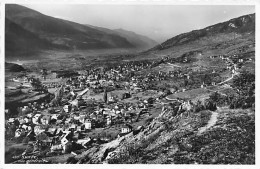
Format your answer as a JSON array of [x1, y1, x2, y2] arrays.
[[147, 13, 255, 52], [6, 4, 158, 56], [84, 24, 158, 49]]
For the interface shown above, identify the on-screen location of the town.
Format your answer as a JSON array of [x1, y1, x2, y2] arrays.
[[5, 50, 255, 163]]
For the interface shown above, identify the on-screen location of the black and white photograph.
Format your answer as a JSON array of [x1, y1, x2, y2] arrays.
[[2, 0, 258, 166]]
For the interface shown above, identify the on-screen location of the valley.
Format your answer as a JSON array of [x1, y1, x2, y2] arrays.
[[4, 4, 255, 165]]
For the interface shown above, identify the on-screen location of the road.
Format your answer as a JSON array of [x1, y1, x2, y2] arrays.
[[218, 71, 239, 85]]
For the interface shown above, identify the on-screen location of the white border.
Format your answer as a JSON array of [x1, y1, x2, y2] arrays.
[[0, 0, 259, 169]]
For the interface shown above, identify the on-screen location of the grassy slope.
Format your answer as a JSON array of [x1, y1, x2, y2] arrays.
[[107, 107, 254, 164]]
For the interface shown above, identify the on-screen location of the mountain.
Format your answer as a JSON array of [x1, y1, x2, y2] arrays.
[[5, 4, 136, 56], [113, 28, 158, 49], [85, 25, 157, 50], [148, 13, 255, 53], [5, 18, 60, 56]]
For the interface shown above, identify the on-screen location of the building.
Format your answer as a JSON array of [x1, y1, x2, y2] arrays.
[[107, 116, 112, 126], [121, 124, 133, 134], [15, 128, 25, 138], [51, 144, 63, 152], [85, 119, 92, 130], [63, 105, 71, 113]]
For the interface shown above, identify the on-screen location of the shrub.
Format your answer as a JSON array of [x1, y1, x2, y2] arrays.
[[209, 92, 227, 106], [232, 71, 255, 96], [204, 99, 217, 111]]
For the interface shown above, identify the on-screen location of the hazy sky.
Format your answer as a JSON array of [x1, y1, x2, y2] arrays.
[[22, 4, 255, 43]]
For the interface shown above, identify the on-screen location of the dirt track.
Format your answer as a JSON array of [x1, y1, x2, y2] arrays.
[[197, 110, 219, 135]]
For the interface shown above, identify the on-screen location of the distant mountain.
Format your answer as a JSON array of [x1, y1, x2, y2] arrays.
[[5, 4, 137, 56], [113, 28, 158, 49], [148, 13, 255, 52], [85, 24, 157, 50]]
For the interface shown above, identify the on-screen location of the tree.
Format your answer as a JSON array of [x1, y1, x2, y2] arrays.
[[184, 79, 188, 87], [232, 71, 255, 96], [30, 77, 42, 88], [103, 88, 108, 103], [230, 71, 255, 109], [209, 92, 227, 106]]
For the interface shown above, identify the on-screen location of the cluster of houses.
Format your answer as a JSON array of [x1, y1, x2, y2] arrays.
[[5, 69, 158, 157], [6, 51, 249, 161], [6, 98, 145, 155]]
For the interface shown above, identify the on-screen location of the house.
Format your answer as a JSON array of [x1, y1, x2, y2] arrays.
[[79, 115, 86, 124], [21, 124, 29, 130], [85, 119, 92, 130], [69, 124, 77, 132], [42, 137, 53, 146], [121, 124, 133, 134], [51, 144, 63, 152], [40, 115, 50, 125], [63, 105, 71, 113], [32, 114, 42, 124], [34, 125, 45, 135], [15, 128, 25, 138], [18, 118, 26, 124], [73, 115, 80, 124], [107, 116, 112, 126], [51, 114, 59, 120], [47, 128, 57, 136], [27, 113, 34, 118], [108, 96, 116, 103]]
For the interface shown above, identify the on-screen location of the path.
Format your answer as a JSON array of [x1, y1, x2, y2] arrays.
[[197, 110, 219, 135], [218, 71, 239, 85]]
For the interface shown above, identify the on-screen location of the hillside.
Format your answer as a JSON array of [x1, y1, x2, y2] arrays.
[[144, 13, 255, 59], [46, 106, 254, 164], [105, 107, 255, 164], [5, 4, 136, 56], [5, 18, 63, 57], [85, 24, 157, 50], [150, 13, 254, 51], [113, 28, 157, 49], [5, 62, 25, 72]]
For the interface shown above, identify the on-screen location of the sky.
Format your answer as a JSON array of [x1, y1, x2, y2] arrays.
[[22, 4, 255, 43]]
